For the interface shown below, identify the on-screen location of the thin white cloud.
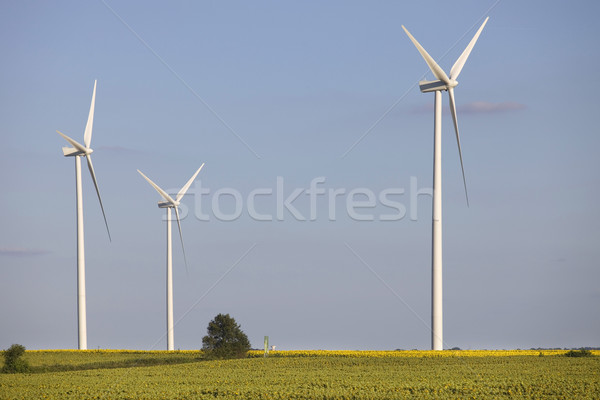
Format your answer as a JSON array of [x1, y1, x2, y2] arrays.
[[0, 247, 51, 257], [458, 101, 526, 113]]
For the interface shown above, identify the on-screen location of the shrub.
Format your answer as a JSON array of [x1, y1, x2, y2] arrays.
[[564, 349, 593, 358], [2, 344, 30, 373], [202, 314, 251, 359]]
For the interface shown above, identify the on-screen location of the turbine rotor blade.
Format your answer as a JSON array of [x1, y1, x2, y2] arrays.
[[137, 170, 177, 205], [84, 80, 97, 149], [57, 130, 87, 153], [402, 25, 450, 84], [85, 154, 112, 241], [448, 88, 469, 206], [173, 206, 189, 276], [176, 163, 205, 202], [450, 17, 489, 80]]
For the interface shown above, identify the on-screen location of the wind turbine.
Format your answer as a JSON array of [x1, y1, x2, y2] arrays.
[[57, 80, 111, 350], [402, 18, 489, 350], [138, 164, 204, 351]]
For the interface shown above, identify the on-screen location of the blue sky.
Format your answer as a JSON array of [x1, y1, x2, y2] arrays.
[[1, 0, 599, 350]]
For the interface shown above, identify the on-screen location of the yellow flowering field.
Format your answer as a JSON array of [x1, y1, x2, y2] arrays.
[[1, 350, 598, 399], [248, 349, 596, 357]]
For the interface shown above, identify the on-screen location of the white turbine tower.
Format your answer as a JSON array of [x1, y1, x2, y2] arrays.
[[57, 80, 111, 350], [138, 164, 204, 351], [402, 18, 489, 350]]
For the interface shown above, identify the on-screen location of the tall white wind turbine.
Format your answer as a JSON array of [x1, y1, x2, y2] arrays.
[[57, 80, 111, 350], [402, 18, 489, 350], [138, 164, 204, 351]]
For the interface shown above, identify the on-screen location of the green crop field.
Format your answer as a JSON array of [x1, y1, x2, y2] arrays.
[[1, 350, 598, 399]]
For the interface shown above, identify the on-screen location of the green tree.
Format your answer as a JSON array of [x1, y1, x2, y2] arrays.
[[202, 314, 251, 359], [2, 344, 30, 373]]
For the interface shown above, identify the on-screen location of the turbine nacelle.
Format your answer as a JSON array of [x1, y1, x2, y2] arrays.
[[62, 146, 93, 157], [418, 79, 458, 93], [158, 200, 179, 208]]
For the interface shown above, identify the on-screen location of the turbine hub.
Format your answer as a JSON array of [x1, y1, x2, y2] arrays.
[[448, 79, 458, 88]]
